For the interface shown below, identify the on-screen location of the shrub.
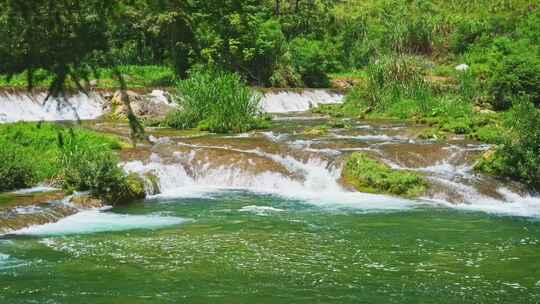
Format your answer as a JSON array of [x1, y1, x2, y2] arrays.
[[476, 98, 540, 190], [450, 19, 491, 53], [486, 52, 540, 110], [167, 70, 265, 133], [58, 132, 145, 204], [0, 144, 36, 191], [361, 56, 433, 114], [343, 152, 427, 197], [289, 38, 340, 88]]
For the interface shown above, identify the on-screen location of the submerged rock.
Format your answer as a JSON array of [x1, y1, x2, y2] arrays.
[[342, 152, 427, 198]]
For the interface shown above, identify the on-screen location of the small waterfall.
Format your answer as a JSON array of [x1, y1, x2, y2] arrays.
[[0, 88, 342, 122], [260, 89, 344, 113], [124, 148, 414, 211], [0, 91, 105, 123]]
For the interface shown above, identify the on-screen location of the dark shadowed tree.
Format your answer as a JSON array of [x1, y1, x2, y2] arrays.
[[0, 0, 194, 144]]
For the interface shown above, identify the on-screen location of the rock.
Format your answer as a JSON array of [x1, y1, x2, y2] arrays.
[[108, 90, 176, 120], [69, 195, 104, 209], [303, 125, 329, 136], [481, 149, 496, 162], [143, 172, 161, 195], [473, 106, 496, 115], [122, 173, 147, 203], [455, 64, 469, 71]]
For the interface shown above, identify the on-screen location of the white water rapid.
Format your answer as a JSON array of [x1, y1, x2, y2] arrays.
[[260, 90, 344, 113], [0, 91, 105, 123]]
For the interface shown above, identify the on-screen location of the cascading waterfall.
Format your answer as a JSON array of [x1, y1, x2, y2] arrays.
[[260, 89, 344, 113], [2, 90, 540, 238], [124, 147, 415, 210], [0, 92, 106, 123], [123, 122, 540, 218], [0, 88, 343, 123]]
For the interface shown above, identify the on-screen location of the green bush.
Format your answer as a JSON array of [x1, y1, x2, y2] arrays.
[[0, 144, 36, 191], [58, 132, 145, 204], [478, 99, 540, 190], [289, 38, 340, 88], [343, 152, 427, 197], [167, 70, 266, 133], [486, 52, 540, 110]]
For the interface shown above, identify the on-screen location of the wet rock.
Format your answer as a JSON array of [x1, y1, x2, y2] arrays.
[[303, 125, 329, 136], [107, 173, 147, 205], [108, 90, 176, 121], [417, 128, 448, 141], [69, 195, 104, 209], [143, 172, 161, 195]]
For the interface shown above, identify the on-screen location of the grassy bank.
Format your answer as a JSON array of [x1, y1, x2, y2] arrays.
[[0, 123, 144, 204]]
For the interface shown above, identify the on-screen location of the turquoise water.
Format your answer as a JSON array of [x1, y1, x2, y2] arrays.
[[1, 191, 539, 303]]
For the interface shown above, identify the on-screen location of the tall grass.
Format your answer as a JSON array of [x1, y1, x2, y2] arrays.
[[166, 70, 266, 133], [362, 56, 434, 116]]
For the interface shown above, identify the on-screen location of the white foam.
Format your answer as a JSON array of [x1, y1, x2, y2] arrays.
[[261, 131, 288, 142], [0, 253, 27, 270], [261, 90, 343, 113], [12, 185, 58, 194], [239, 205, 285, 215], [332, 134, 401, 142], [440, 188, 540, 218], [10, 209, 187, 236], [0, 92, 105, 123]]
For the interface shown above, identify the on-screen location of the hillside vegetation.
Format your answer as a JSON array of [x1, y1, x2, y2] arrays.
[[0, 0, 539, 191]]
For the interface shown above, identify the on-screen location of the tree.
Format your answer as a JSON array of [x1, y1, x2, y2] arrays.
[[0, 0, 193, 142]]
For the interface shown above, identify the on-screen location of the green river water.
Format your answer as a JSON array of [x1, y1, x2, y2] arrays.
[[1, 191, 539, 303]]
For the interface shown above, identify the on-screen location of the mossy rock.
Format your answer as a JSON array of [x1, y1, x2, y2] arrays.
[[143, 172, 161, 195], [125, 173, 146, 199], [106, 173, 146, 205], [417, 128, 447, 141], [474, 148, 506, 176], [440, 119, 472, 134], [329, 119, 352, 129], [342, 152, 427, 198], [311, 104, 344, 117], [303, 125, 330, 136]]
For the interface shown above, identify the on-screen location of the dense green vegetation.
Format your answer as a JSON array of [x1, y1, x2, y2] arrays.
[[0, 0, 539, 191], [165, 70, 269, 133], [343, 152, 427, 198], [0, 123, 143, 204]]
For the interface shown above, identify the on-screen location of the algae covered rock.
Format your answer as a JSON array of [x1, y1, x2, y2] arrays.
[[342, 152, 427, 197], [105, 173, 147, 205], [303, 125, 329, 136]]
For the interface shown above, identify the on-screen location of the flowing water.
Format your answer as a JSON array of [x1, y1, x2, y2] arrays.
[[1, 93, 540, 303]]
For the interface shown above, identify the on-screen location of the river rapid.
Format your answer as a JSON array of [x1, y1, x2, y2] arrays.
[[1, 91, 540, 303]]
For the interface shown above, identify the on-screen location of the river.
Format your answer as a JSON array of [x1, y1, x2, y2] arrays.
[[1, 91, 539, 303]]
